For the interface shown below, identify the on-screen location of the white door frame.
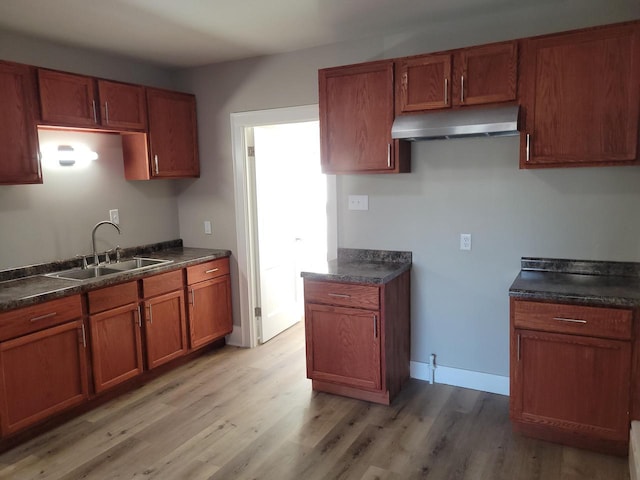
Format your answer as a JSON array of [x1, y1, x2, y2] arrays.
[[230, 105, 337, 348]]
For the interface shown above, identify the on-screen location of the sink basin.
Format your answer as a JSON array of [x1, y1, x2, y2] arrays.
[[106, 257, 172, 271], [44, 257, 172, 282], [45, 265, 124, 281]]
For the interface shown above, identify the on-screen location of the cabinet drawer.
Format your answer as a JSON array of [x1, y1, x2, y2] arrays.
[[513, 300, 632, 340], [304, 280, 379, 310], [88, 281, 138, 314], [142, 269, 184, 298], [186, 258, 229, 285], [0, 295, 83, 341]]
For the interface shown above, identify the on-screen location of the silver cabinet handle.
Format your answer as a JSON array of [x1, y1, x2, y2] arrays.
[[148, 305, 153, 325], [205, 268, 219, 274], [460, 75, 465, 103], [517, 334, 521, 361], [30, 312, 57, 323], [526, 134, 531, 162], [81, 323, 87, 348], [444, 78, 449, 105], [190, 288, 195, 307], [387, 143, 391, 168], [154, 155, 159, 175], [328, 293, 350, 298], [373, 314, 378, 339], [553, 317, 587, 324], [92, 100, 97, 123], [104, 101, 109, 124], [136, 305, 142, 328]]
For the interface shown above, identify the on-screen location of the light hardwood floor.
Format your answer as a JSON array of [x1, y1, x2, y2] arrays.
[[0, 322, 630, 479]]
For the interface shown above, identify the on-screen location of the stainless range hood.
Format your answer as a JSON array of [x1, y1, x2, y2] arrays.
[[391, 104, 520, 141]]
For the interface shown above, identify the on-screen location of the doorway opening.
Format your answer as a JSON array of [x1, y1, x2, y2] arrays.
[[231, 105, 337, 348]]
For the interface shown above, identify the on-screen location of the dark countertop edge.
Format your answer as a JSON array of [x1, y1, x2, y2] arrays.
[[301, 262, 411, 285], [0, 246, 231, 313], [508, 289, 640, 308], [521, 256, 640, 277]]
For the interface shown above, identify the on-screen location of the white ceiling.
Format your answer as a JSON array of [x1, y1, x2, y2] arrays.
[[0, 0, 559, 68]]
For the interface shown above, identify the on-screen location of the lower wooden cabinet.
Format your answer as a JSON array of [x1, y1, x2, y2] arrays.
[[88, 281, 143, 393], [0, 320, 89, 435], [305, 303, 381, 391], [0, 257, 231, 441], [303, 271, 410, 405], [142, 272, 188, 369], [510, 298, 633, 454], [186, 258, 233, 350]]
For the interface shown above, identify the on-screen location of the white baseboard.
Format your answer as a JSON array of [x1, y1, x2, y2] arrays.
[[410, 361, 509, 396], [225, 325, 245, 347]]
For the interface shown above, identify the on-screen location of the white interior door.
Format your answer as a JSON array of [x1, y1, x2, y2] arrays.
[[253, 121, 326, 343]]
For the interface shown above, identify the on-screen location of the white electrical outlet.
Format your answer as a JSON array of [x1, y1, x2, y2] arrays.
[[204, 220, 212, 235], [460, 233, 472, 251], [109, 209, 120, 225], [348, 195, 369, 211]]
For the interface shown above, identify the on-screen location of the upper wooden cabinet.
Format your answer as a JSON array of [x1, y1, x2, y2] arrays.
[[319, 61, 410, 174], [396, 41, 518, 114], [396, 54, 452, 112], [97, 80, 147, 131], [141, 88, 200, 179], [519, 22, 640, 168], [0, 61, 41, 185], [451, 42, 518, 107], [38, 69, 146, 131]]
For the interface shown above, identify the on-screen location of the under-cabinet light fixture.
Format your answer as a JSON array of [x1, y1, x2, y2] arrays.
[[40, 143, 98, 170]]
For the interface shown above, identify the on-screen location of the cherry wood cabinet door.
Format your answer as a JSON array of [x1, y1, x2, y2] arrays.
[[89, 303, 143, 393], [452, 42, 517, 106], [38, 69, 98, 127], [143, 290, 188, 369], [0, 61, 41, 185], [0, 320, 89, 435], [511, 329, 631, 443], [188, 276, 232, 350], [305, 303, 381, 391], [319, 61, 408, 173], [146, 88, 199, 178], [97, 80, 146, 131], [519, 23, 640, 168], [396, 54, 451, 112]]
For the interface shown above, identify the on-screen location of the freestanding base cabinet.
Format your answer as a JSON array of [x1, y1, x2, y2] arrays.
[[303, 270, 411, 405]]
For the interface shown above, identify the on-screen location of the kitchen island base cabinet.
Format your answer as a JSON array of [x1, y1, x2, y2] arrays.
[[304, 270, 410, 405], [0, 321, 88, 435]]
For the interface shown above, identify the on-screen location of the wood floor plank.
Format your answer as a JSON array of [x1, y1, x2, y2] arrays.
[[0, 322, 630, 480]]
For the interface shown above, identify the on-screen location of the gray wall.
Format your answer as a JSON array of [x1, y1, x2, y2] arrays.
[[0, 28, 180, 269], [175, 0, 640, 376]]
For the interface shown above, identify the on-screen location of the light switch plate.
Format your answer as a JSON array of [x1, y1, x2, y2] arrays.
[[204, 220, 212, 235], [348, 195, 369, 211], [109, 209, 120, 225], [460, 233, 471, 251]]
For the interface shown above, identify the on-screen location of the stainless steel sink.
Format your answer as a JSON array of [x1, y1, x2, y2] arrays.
[[44, 257, 172, 282], [106, 257, 172, 271]]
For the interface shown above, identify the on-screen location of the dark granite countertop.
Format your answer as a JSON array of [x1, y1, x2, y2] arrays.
[[0, 241, 231, 312], [300, 248, 412, 285], [509, 257, 640, 307]]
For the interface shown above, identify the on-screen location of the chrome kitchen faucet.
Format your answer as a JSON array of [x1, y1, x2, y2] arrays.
[[92, 221, 121, 265]]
